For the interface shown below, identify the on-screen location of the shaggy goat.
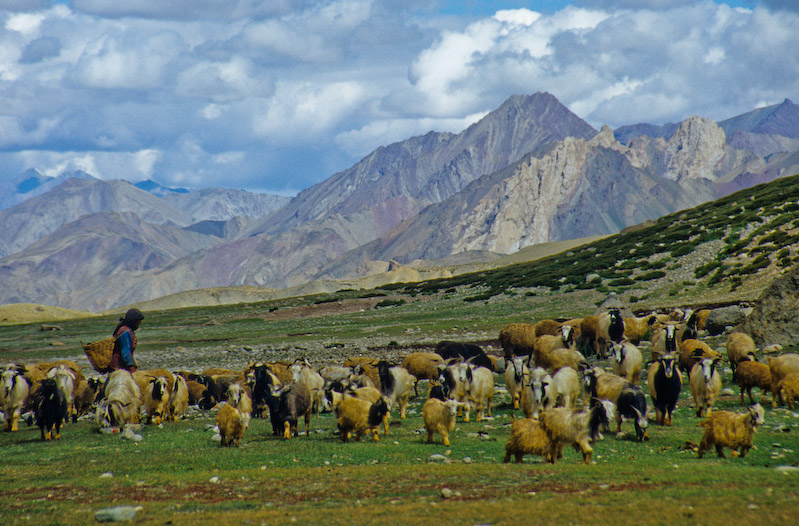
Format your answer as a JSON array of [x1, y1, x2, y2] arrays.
[[376, 361, 415, 420], [499, 323, 537, 360], [521, 367, 549, 418], [47, 364, 77, 424], [735, 359, 771, 405], [535, 319, 562, 337], [540, 400, 615, 464], [647, 353, 682, 426], [504, 357, 528, 410], [689, 357, 722, 418], [226, 381, 253, 416], [216, 403, 249, 447], [32, 378, 68, 440], [336, 396, 389, 442], [578, 316, 599, 358], [402, 352, 444, 397], [697, 404, 765, 458], [615, 384, 649, 441], [1, 366, 30, 432], [651, 323, 681, 361], [679, 339, 720, 374], [96, 370, 142, 429], [422, 398, 463, 446], [274, 383, 313, 439], [596, 308, 625, 358], [503, 416, 551, 463], [768, 354, 799, 406], [541, 367, 581, 410], [143, 375, 171, 425], [726, 332, 757, 381], [623, 314, 659, 345], [611, 341, 643, 384], [290, 360, 326, 415], [435, 341, 494, 371], [778, 373, 799, 409], [168, 374, 189, 421]]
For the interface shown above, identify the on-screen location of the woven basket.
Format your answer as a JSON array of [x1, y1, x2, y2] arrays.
[[82, 337, 115, 373]]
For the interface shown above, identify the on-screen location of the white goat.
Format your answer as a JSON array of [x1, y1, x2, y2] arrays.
[[96, 370, 142, 428], [690, 357, 722, 418], [1, 367, 30, 432], [611, 341, 643, 384]]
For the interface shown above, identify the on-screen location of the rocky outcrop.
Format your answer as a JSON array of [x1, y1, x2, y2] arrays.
[[738, 265, 799, 347]]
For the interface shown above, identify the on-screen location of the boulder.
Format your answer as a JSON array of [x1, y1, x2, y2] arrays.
[[705, 306, 748, 335], [737, 265, 799, 346]]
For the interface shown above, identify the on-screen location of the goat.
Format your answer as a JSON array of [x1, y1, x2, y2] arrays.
[[615, 384, 648, 441], [540, 401, 615, 464], [47, 365, 76, 424], [73, 378, 101, 421], [96, 370, 142, 429], [32, 378, 68, 440], [336, 396, 389, 442], [421, 398, 461, 446], [402, 352, 444, 397], [435, 341, 495, 371], [768, 354, 799, 406], [535, 319, 562, 337], [216, 403, 249, 447], [499, 323, 537, 360], [689, 357, 722, 418], [651, 323, 681, 361], [462, 363, 494, 422], [596, 308, 625, 358], [647, 353, 682, 426], [697, 404, 765, 458], [265, 382, 312, 439], [623, 313, 659, 344], [778, 373, 799, 409], [735, 359, 771, 406], [521, 367, 549, 418], [249, 363, 281, 418], [541, 367, 581, 410], [226, 382, 253, 416], [578, 316, 599, 358], [2, 366, 30, 432], [503, 415, 551, 463], [679, 339, 720, 374], [532, 325, 576, 369], [504, 357, 528, 410], [168, 374, 189, 421], [726, 332, 757, 381], [143, 376, 170, 425], [290, 360, 326, 415], [611, 341, 642, 384], [376, 360, 415, 420]]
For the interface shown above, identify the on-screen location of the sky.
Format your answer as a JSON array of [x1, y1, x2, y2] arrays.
[[0, 1, 797, 196]]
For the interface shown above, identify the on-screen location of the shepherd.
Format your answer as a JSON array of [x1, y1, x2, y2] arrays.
[[110, 308, 145, 373]]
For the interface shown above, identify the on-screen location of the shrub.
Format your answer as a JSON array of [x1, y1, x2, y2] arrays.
[[636, 270, 666, 281], [375, 299, 406, 308], [670, 244, 695, 257]]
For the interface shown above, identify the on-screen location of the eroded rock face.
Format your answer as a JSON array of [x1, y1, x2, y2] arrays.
[[738, 265, 799, 347]]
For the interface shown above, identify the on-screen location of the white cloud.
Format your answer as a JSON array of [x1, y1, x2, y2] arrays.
[[5, 12, 46, 35]]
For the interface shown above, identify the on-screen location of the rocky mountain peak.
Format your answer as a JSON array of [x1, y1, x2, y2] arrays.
[[664, 116, 727, 181]]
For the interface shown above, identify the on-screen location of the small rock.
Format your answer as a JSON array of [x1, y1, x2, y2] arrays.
[[441, 488, 453, 499], [775, 465, 799, 473], [209, 476, 220, 484], [95, 506, 142, 522], [99, 472, 113, 479], [721, 388, 735, 396], [462, 457, 473, 464], [211, 433, 221, 442], [429, 454, 449, 463]]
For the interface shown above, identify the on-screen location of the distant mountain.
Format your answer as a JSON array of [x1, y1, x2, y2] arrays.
[[135, 179, 190, 196], [2, 93, 799, 311], [0, 169, 96, 210], [719, 98, 799, 138], [614, 122, 680, 145]]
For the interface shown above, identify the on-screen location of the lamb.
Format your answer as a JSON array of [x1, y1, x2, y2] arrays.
[[539, 400, 615, 464], [679, 339, 720, 374], [647, 353, 682, 426], [726, 332, 756, 381], [504, 357, 528, 410], [689, 357, 722, 417], [1, 366, 30, 432], [614, 384, 649, 441], [596, 308, 625, 358], [499, 323, 537, 360], [462, 364, 494, 422], [777, 373, 799, 409], [402, 352, 444, 397], [503, 416, 551, 463], [422, 398, 463, 446], [376, 360, 415, 420], [216, 403, 250, 447], [168, 374, 189, 421], [735, 359, 771, 405], [610, 341, 643, 384], [521, 367, 549, 418], [768, 353, 799, 405], [143, 376, 171, 425], [96, 370, 142, 429], [697, 404, 765, 458], [32, 378, 68, 440], [335, 396, 389, 442], [290, 360, 326, 415]]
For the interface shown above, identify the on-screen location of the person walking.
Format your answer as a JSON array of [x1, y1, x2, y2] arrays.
[[110, 308, 145, 373]]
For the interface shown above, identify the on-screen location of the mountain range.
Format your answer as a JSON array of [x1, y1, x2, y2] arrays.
[[2, 92, 799, 312]]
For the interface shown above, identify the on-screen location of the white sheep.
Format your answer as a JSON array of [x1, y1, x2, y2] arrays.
[[422, 398, 463, 446], [96, 370, 142, 428], [689, 357, 722, 417], [540, 400, 615, 464], [1, 367, 30, 432], [504, 357, 528, 410], [697, 404, 765, 458], [610, 341, 643, 384]]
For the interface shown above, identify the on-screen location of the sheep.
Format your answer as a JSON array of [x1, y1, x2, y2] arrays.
[[647, 353, 682, 426], [689, 357, 723, 417], [614, 384, 649, 441], [462, 364, 494, 422], [623, 313, 659, 344], [499, 323, 537, 360], [32, 378, 68, 441], [768, 354, 799, 406], [216, 403, 250, 447], [422, 398, 463, 446], [735, 359, 771, 406], [96, 370, 142, 429], [503, 416, 551, 463], [336, 396, 390, 442], [504, 357, 528, 410], [290, 360, 327, 415], [539, 400, 615, 464], [541, 367, 581, 410], [521, 367, 549, 418], [225, 381, 253, 416], [726, 332, 757, 381], [578, 316, 599, 358], [777, 373, 799, 409], [697, 404, 765, 459], [376, 360, 415, 420], [168, 374, 189, 421], [402, 352, 444, 397], [678, 339, 720, 374], [596, 308, 625, 358], [143, 376, 171, 425], [1, 367, 30, 432], [611, 341, 643, 384]]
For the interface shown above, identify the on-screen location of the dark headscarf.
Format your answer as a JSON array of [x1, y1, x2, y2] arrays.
[[113, 308, 145, 336]]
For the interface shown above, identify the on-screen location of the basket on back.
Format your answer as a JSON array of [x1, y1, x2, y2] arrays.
[[82, 337, 116, 374]]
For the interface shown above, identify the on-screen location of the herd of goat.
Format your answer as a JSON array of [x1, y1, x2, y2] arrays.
[[3, 306, 799, 464]]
